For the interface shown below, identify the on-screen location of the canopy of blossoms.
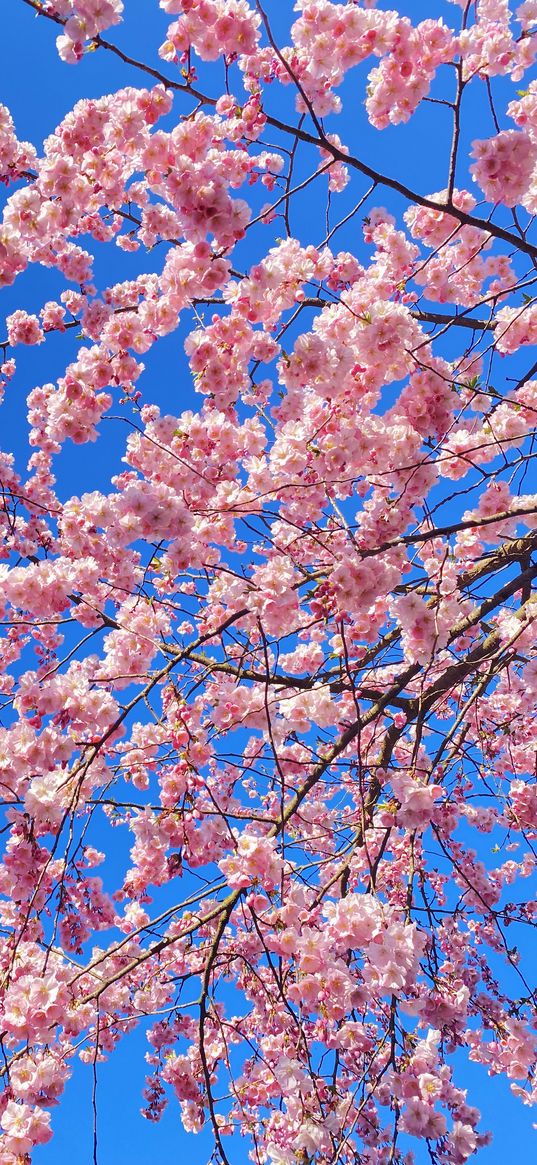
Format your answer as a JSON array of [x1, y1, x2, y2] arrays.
[[0, 1, 536, 1163]]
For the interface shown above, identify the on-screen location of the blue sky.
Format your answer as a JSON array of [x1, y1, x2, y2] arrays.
[[1, 1, 536, 1162]]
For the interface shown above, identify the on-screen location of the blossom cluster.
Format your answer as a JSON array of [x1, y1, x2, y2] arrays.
[[0, 0, 536, 1163]]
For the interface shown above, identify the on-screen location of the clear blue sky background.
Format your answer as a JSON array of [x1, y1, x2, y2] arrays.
[[1, 1, 535, 1162]]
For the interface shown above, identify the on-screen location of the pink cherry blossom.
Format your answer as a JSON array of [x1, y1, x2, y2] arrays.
[[0, 1, 536, 1163]]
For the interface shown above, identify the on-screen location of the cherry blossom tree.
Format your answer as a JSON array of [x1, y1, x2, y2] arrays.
[[0, 1, 536, 1162]]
